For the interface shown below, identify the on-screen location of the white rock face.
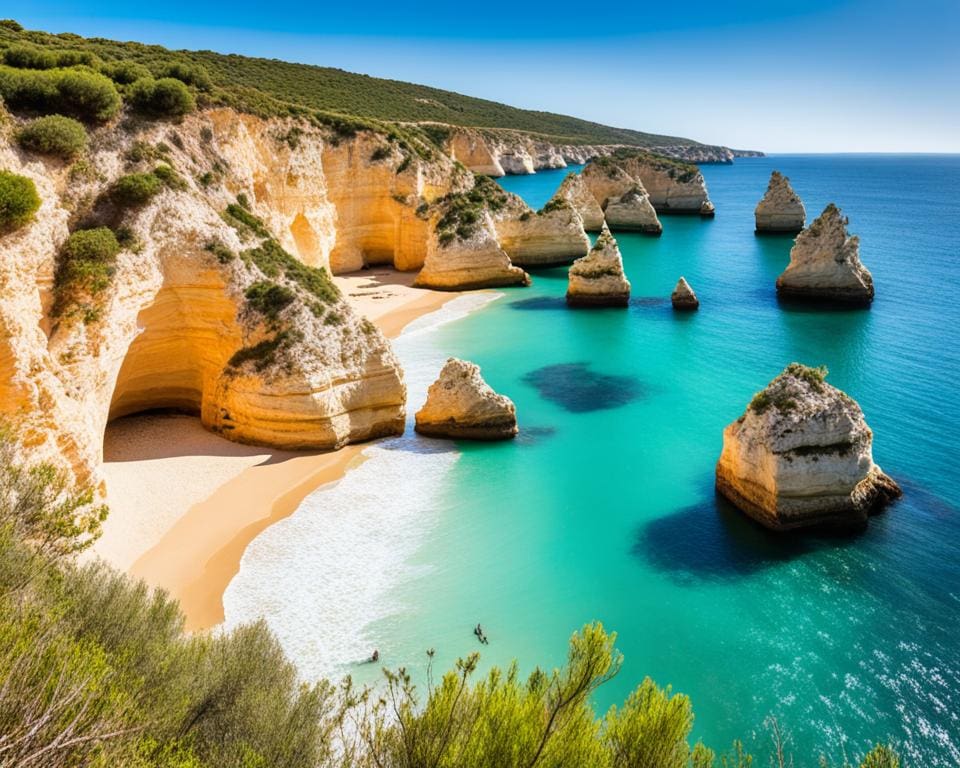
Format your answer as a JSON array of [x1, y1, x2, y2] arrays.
[[566, 226, 631, 307], [776, 203, 874, 305], [604, 187, 663, 234], [493, 198, 590, 268], [550, 173, 605, 231], [415, 358, 518, 440], [716, 363, 901, 530], [755, 170, 805, 233], [671, 276, 699, 310]]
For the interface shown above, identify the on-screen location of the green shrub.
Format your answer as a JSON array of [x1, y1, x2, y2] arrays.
[[3, 43, 57, 69], [245, 280, 295, 324], [110, 172, 162, 206], [56, 227, 121, 301], [15, 114, 87, 159], [0, 65, 121, 122], [157, 61, 211, 90], [204, 240, 234, 264], [101, 59, 151, 84], [129, 77, 195, 117], [0, 170, 41, 233]]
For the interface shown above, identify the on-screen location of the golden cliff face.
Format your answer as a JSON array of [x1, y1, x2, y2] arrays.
[[0, 110, 408, 491]]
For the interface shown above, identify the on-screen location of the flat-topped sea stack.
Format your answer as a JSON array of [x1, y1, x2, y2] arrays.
[[755, 171, 806, 233], [566, 226, 631, 307], [671, 277, 699, 310], [776, 204, 874, 306], [493, 196, 591, 268], [716, 364, 901, 531], [550, 173, 605, 231], [415, 358, 518, 440], [595, 151, 714, 216], [603, 188, 663, 234]]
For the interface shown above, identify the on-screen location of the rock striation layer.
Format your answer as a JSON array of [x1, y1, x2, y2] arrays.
[[716, 363, 901, 531], [755, 171, 805, 233], [549, 173, 605, 231], [566, 226, 631, 307], [605, 152, 714, 215], [415, 358, 518, 440], [776, 204, 874, 305], [493, 197, 590, 268], [671, 277, 699, 310]]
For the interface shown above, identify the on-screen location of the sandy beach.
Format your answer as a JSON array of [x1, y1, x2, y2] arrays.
[[98, 269, 457, 632]]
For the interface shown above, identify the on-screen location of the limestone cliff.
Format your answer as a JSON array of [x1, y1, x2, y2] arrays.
[[716, 363, 900, 531], [549, 173, 605, 231], [0, 109, 419, 491], [492, 196, 590, 268], [755, 170, 805, 233], [603, 188, 663, 234], [776, 204, 874, 305], [566, 226, 631, 307], [606, 151, 714, 215], [415, 358, 518, 440]]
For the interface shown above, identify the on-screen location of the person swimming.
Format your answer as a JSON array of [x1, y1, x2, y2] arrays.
[[369, 649, 379, 663]]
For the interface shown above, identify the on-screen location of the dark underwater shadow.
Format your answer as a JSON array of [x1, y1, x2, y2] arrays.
[[630, 296, 670, 309], [523, 362, 644, 413], [634, 488, 862, 582], [775, 295, 873, 314], [509, 296, 567, 311]]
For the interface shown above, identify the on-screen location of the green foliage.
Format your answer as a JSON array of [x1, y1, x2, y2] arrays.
[[749, 363, 829, 416], [245, 280, 296, 325], [539, 197, 567, 215], [370, 144, 391, 162], [55, 226, 121, 312], [0, 170, 40, 233], [859, 744, 900, 768], [101, 59, 151, 84], [227, 330, 299, 372], [128, 76, 196, 117], [604, 678, 694, 768], [204, 240, 235, 264], [110, 170, 162, 205], [156, 60, 212, 90], [0, 65, 121, 122], [224, 201, 270, 239], [15, 113, 88, 158], [242, 238, 340, 304], [436, 175, 508, 246]]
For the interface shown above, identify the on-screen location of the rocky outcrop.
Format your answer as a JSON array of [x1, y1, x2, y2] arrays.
[[671, 277, 699, 310], [493, 197, 590, 268], [612, 151, 714, 215], [604, 187, 663, 234], [448, 129, 504, 176], [549, 173, 605, 231], [0, 110, 410, 492], [415, 210, 530, 290], [755, 171, 805, 233], [415, 358, 518, 440], [716, 363, 901, 531], [566, 226, 631, 307], [776, 204, 874, 305]]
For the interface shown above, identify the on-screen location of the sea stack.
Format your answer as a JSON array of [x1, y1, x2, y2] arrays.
[[550, 172, 605, 231], [776, 204, 874, 305], [671, 277, 699, 310], [716, 363, 901, 531], [755, 171, 805, 233], [603, 187, 663, 234], [566, 226, 631, 307], [415, 358, 518, 440]]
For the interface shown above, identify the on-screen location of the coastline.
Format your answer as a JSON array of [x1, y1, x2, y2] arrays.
[[98, 269, 458, 632]]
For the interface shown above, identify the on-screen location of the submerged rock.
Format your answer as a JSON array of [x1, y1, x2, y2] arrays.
[[776, 203, 874, 305], [415, 358, 518, 440], [671, 277, 699, 310], [755, 170, 805, 233], [603, 187, 663, 234], [566, 226, 631, 307], [716, 363, 901, 531]]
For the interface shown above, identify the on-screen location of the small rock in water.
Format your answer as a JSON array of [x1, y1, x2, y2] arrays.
[[671, 277, 699, 310], [415, 358, 518, 440]]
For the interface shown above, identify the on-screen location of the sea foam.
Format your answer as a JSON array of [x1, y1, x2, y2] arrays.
[[222, 293, 500, 680]]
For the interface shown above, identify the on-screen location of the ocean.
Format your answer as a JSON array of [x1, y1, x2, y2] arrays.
[[225, 155, 960, 765]]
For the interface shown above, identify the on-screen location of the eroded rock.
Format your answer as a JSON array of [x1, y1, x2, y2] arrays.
[[755, 170, 805, 233], [415, 358, 518, 440], [566, 226, 631, 307], [671, 277, 699, 310]]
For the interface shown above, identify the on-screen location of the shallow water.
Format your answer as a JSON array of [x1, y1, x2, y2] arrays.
[[227, 155, 960, 765]]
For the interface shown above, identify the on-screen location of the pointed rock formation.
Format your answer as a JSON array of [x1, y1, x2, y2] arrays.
[[604, 187, 663, 234], [716, 363, 901, 531], [671, 277, 699, 310], [581, 160, 636, 211], [551, 173, 605, 231], [566, 226, 631, 307], [776, 204, 874, 306], [415, 358, 518, 440], [755, 171, 805, 233]]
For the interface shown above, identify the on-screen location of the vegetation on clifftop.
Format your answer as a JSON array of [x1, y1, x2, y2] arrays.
[[0, 20, 710, 149], [0, 437, 902, 768], [0, 169, 40, 232]]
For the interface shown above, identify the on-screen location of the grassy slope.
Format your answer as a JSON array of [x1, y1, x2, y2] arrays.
[[0, 21, 707, 148]]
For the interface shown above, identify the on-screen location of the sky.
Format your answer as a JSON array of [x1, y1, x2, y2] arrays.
[[11, 1, 960, 152]]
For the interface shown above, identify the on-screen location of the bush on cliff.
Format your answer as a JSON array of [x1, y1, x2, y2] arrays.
[[16, 114, 88, 159], [128, 76, 196, 117], [0, 170, 41, 233], [0, 65, 121, 122], [56, 226, 120, 299]]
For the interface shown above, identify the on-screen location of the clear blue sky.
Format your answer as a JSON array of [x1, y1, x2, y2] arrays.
[[13, 1, 960, 152]]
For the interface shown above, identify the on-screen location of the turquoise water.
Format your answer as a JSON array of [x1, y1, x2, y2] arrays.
[[385, 157, 960, 764], [228, 156, 960, 765]]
